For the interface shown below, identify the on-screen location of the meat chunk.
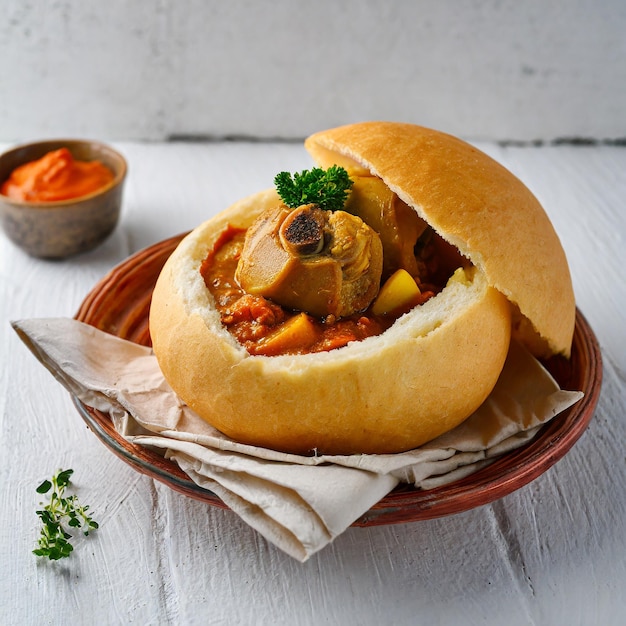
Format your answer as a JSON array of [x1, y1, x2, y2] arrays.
[[235, 203, 383, 318]]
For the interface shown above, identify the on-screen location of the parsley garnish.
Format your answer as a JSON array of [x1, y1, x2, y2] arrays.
[[274, 165, 353, 211], [33, 469, 99, 560]]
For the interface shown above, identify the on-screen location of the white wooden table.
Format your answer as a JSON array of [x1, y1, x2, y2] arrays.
[[1, 140, 625, 625]]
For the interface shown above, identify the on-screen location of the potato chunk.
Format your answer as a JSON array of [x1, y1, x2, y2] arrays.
[[255, 312, 317, 356], [371, 269, 421, 316]]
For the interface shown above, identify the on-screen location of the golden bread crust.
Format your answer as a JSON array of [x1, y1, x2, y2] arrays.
[[305, 122, 575, 357]]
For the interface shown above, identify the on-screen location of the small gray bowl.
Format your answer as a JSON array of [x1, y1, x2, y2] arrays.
[[0, 139, 127, 259]]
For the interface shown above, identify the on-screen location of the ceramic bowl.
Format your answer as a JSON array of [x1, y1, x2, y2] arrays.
[[0, 139, 127, 258]]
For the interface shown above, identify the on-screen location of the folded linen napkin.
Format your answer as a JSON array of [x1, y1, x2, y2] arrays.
[[12, 318, 582, 561]]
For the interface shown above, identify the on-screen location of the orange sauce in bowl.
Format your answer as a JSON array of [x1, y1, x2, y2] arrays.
[[0, 147, 114, 202]]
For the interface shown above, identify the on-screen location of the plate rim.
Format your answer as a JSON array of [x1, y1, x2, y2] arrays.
[[73, 235, 603, 526]]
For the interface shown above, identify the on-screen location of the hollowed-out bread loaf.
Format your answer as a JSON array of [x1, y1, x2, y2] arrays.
[[149, 122, 575, 454]]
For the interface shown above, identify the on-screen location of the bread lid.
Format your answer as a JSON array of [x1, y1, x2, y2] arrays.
[[305, 122, 575, 357]]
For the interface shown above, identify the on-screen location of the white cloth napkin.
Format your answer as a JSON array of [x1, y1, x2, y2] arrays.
[[12, 318, 583, 561]]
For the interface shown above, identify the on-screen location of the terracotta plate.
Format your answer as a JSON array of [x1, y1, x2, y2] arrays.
[[73, 234, 603, 526]]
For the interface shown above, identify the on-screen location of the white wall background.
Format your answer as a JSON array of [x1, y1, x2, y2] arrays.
[[0, 0, 624, 143]]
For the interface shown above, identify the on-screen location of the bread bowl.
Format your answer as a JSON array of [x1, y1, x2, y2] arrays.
[[149, 122, 575, 455]]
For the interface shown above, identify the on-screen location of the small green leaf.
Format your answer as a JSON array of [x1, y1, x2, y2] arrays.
[[36, 480, 52, 494], [56, 469, 73, 487], [38, 509, 54, 525]]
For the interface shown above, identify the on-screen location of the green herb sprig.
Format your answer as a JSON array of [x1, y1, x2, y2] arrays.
[[274, 165, 353, 211], [33, 469, 99, 560]]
